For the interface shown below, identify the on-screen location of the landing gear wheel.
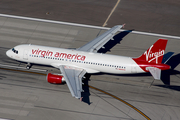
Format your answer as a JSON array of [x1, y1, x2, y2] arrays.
[[26, 66, 30, 69], [26, 63, 31, 70]]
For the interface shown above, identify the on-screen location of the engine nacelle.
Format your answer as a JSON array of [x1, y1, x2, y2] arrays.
[[47, 73, 65, 84]]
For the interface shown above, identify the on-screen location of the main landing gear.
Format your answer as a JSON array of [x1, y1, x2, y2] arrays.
[[26, 63, 31, 70]]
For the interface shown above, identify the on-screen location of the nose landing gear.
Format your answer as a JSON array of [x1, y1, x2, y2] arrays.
[[26, 63, 31, 69]]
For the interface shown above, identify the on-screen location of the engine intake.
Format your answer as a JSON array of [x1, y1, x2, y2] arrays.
[[47, 73, 65, 84]]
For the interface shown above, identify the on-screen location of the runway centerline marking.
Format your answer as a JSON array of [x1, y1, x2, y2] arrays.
[[0, 67, 151, 120], [102, 0, 121, 27]]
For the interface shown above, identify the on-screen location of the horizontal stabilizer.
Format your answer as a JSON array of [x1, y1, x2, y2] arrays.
[[147, 67, 161, 80]]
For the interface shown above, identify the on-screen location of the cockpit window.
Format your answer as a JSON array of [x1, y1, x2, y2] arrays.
[[12, 48, 15, 52], [12, 48, 18, 54]]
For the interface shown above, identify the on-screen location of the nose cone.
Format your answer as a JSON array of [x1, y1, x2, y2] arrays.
[[6, 49, 11, 58]]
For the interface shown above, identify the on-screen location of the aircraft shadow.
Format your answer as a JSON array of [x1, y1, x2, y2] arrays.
[[82, 74, 92, 105], [161, 53, 180, 85], [155, 85, 180, 92], [98, 30, 133, 53], [166, 53, 180, 70]]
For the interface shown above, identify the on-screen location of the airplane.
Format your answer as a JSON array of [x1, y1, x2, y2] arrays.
[[6, 25, 172, 100]]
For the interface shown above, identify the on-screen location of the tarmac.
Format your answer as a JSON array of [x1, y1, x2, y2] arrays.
[[0, 0, 179, 120], [0, 0, 180, 36]]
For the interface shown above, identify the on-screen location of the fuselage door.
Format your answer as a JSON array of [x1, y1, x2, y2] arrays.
[[131, 65, 137, 73], [23, 49, 28, 60]]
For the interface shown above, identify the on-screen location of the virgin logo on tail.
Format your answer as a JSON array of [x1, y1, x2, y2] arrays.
[[133, 39, 168, 64], [144, 45, 165, 64]]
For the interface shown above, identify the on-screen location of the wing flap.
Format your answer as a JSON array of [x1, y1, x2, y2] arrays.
[[59, 65, 86, 99]]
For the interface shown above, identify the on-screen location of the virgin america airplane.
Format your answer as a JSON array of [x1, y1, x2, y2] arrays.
[[6, 25, 171, 99]]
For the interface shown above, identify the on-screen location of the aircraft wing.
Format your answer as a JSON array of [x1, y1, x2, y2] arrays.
[[59, 65, 86, 99], [77, 25, 124, 52]]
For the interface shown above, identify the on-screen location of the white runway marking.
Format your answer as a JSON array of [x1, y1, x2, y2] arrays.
[[0, 14, 108, 30], [0, 14, 179, 39]]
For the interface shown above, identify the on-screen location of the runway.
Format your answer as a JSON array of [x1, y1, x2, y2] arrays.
[[0, 14, 180, 120]]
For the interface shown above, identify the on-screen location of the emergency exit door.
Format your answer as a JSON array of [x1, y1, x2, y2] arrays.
[[23, 50, 28, 60]]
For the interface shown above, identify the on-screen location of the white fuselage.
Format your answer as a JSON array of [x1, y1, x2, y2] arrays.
[[6, 44, 144, 74]]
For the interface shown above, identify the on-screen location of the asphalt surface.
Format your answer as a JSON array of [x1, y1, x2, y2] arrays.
[[0, 16, 179, 120], [0, 0, 180, 120], [0, 0, 180, 36]]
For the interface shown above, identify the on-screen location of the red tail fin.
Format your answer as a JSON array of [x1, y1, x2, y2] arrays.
[[134, 39, 168, 64]]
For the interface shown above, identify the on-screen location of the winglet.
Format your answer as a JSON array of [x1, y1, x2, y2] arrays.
[[122, 23, 126, 28]]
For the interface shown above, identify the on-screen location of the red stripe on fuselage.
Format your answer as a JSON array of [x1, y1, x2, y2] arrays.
[[133, 58, 170, 72]]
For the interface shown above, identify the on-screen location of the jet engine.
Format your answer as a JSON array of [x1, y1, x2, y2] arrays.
[[46, 73, 65, 84]]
